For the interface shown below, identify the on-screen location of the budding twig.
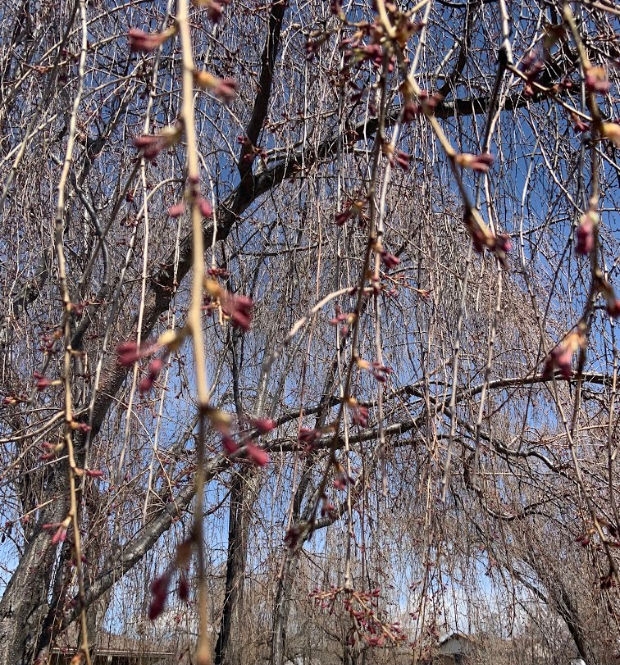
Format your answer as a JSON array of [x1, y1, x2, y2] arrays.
[[52, 0, 92, 663]]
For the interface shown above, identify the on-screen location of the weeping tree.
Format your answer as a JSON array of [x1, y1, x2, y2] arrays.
[[0, 0, 619, 663]]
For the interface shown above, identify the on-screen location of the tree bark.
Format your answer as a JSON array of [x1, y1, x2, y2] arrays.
[[0, 478, 67, 664], [214, 470, 255, 665]]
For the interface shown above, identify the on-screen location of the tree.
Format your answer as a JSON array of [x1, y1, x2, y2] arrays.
[[0, 0, 619, 663]]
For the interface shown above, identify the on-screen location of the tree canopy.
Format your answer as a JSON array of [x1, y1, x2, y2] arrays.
[[0, 0, 619, 663]]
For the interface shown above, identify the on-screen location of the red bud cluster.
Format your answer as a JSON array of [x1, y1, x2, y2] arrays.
[[311, 586, 407, 647], [43, 521, 68, 545]]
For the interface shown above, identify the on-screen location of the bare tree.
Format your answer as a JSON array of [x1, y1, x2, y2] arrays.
[[0, 0, 619, 664]]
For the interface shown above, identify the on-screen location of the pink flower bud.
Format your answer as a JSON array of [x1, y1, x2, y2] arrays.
[[456, 152, 494, 173], [197, 197, 213, 218], [333, 474, 348, 490], [495, 233, 512, 253], [34, 372, 52, 391], [168, 201, 185, 217], [117, 341, 141, 366], [572, 113, 590, 133], [44, 523, 68, 545], [246, 443, 269, 467], [128, 28, 169, 53], [132, 134, 166, 160], [139, 357, 164, 394], [227, 295, 253, 332], [380, 251, 400, 269], [403, 101, 422, 122], [149, 357, 164, 375], [207, 1, 224, 22], [71, 422, 92, 433], [335, 209, 351, 226], [85, 469, 105, 478], [585, 67, 610, 94], [576, 215, 595, 255], [149, 573, 171, 620], [194, 71, 237, 102], [606, 298, 620, 318], [178, 575, 190, 601], [298, 427, 320, 448], [222, 436, 238, 455], [543, 332, 584, 379], [351, 404, 368, 427], [251, 418, 276, 434], [392, 149, 411, 171], [321, 502, 336, 518], [214, 78, 237, 102]]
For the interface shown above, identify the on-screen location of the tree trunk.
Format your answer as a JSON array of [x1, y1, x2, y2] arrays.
[[0, 496, 66, 664], [271, 548, 300, 665], [214, 469, 256, 665]]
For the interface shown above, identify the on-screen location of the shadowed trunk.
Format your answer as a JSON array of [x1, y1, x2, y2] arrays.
[[214, 471, 251, 665]]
